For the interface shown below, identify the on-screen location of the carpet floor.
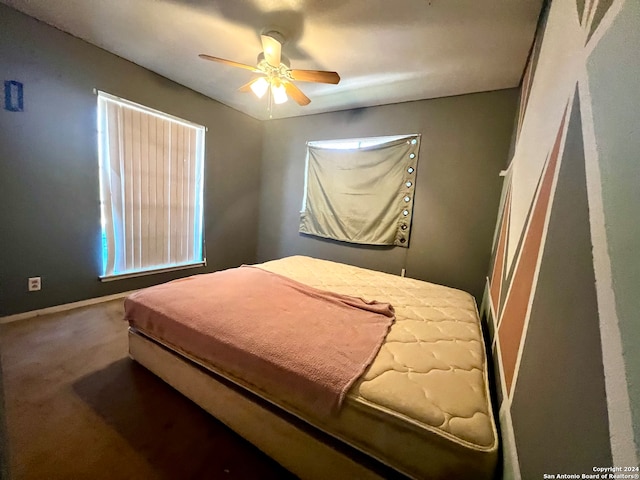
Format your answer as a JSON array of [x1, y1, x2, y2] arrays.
[[0, 299, 297, 480]]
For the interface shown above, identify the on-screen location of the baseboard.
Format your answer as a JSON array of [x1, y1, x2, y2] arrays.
[[0, 290, 138, 324]]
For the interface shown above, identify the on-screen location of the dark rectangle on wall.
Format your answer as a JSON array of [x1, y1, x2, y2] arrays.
[[4, 80, 23, 112], [510, 89, 611, 477]]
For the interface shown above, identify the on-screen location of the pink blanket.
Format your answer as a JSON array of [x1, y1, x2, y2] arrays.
[[125, 265, 395, 416]]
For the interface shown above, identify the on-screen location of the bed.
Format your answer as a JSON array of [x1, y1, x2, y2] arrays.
[[125, 256, 498, 480]]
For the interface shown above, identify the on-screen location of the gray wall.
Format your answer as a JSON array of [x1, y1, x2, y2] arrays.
[[258, 90, 519, 301], [0, 5, 263, 316], [510, 92, 611, 477], [484, 0, 640, 473], [587, 0, 640, 453]]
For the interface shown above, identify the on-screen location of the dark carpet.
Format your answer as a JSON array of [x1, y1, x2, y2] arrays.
[[0, 299, 297, 480]]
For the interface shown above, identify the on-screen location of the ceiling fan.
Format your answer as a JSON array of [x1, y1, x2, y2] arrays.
[[199, 31, 340, 108]]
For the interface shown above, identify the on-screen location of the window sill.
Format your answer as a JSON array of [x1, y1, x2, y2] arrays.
[[99, 261, 206, 282]]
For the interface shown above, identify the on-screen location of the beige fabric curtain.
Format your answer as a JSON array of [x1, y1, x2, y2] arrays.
[[300, 135, 420, 247], [98, 92, 205, 278]]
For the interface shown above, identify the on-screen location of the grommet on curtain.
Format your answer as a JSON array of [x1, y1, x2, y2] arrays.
[[399, 238, 406, 243], [407, 167, 414, 174], [404, 195, 410, 202], [401, 224, 408, 230], [402, 209, 409, 216], [409, 153, 416, 159], [406, 181, 412, 187]]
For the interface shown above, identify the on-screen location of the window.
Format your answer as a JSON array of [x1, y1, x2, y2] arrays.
[[300, 134, 420, 247], [97, 91, 205, 280]]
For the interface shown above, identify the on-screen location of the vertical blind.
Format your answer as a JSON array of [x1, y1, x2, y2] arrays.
[[300, 134, 421, 247], [97, 91, 205, 279]]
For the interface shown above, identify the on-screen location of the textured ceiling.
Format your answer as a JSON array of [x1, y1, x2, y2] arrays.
[[1, 0, 543, 120]]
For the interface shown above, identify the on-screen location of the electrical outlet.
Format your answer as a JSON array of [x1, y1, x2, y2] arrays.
[[28, 277, 41, 292]]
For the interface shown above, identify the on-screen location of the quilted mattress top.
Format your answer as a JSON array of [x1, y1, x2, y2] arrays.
[[258, 255, 496, 450]]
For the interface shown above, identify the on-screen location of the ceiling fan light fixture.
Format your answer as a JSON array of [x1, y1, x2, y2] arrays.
[[250, 77, 269, 98], [271, 81, 288, 104], [199, 29, 338, 111]]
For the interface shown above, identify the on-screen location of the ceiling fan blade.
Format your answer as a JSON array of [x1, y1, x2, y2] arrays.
[[283, 81, 311, 106], [198, 54, 259, 72], [238, 79, 258, 93], [289, 69, 340, 84], [261, 34, 282, 67]]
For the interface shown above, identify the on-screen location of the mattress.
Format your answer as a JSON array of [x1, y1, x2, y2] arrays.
[[128, 256, 498, 479]]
